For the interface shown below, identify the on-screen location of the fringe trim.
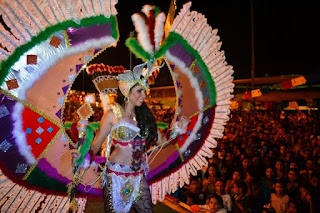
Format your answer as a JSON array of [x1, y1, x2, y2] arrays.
[[149, 2, 234, 204]]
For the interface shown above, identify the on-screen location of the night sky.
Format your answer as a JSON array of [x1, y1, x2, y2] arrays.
[[78, 0, 320, 90]]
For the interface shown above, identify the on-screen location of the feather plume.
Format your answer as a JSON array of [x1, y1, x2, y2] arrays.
[[154, 12, 166, 50], [131, 13, 153, 54]]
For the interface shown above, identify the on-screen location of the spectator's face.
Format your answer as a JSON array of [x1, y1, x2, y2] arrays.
[[288, 170, 298, 182], [208, 166, 216, 177], [232, 183, 240, 195], [299, 187, 309, 200], [286, 202, 298, 213], [233, 171, 241, 181], [310, 176, 319, 188], [209, 197, 222, 212], [186, 197, 194, 206], [274, 183, 284, 195], [245, 172, 253, 183], [214, 181, 225, 194], [305, 160, 314, 170], [290, 162, 298, 169], [242, 159, 251, 169], [190, 180, 198, 193], [280, 146, 286, 155], [275, 161, 283, 170], [265, 168, 273, 179], [285, 153, 292, 162]]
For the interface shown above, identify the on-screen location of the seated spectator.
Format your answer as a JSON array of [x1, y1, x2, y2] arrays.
[[261, 167, 275, 205], [231, 181, 251, 213], [203, 164, 220, 198], [274, 159, 286, 182], [298, 181, 314, 213], [286, 168, 300, 201], [270, 180, 289, 213], [225, 170, 242, 195], [214, 178, 232, 212], [285, 200, 299, 213], [179, 175, 206, 205], [199, 193, 227, 213]]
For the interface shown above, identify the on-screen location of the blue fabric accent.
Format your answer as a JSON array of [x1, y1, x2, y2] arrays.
[[37, 117, 44, 123], [35, 137, 42, 144], [47, 126, 53, 133], [26, 128, 32, 134]]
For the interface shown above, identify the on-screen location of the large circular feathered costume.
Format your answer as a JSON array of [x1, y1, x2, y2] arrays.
[[0, 1, 234, 211]]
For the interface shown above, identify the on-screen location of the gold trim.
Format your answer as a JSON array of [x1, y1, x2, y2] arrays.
[[188, 59, 197, 70], [175, 143, 184, 162], [62, 30, 71, 48], [164, 57, 179, 127]]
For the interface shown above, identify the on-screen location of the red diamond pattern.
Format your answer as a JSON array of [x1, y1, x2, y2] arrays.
[[22, 106, 60, 158]]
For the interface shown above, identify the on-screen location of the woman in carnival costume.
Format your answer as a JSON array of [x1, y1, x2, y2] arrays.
[[76, 60, 189, 213]]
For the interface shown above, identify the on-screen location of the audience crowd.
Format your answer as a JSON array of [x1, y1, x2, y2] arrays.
[[175, 109, 320, 213]]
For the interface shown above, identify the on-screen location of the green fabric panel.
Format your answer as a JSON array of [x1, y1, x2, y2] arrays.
[[27, 167, 68, 192]]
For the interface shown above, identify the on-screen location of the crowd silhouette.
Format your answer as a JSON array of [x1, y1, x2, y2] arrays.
[[175, 109, 320, 213]]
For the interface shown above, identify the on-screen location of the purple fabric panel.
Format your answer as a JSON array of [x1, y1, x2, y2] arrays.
[[67, 23, 111, 46], [76, 64, 84, 73], [37, 158, 103, 197], [37, 158, 71, 184], [183, 108, 214, 163], [170, 64, 175, 71], [146, 151, 180, 181], [55, 109, 61, 119], [62, 85, 69, 95], [0, 93, 29, 179], [77, 183, 103, 197], [168, 44, 195, 67]]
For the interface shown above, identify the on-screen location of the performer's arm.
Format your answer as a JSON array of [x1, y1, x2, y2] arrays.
[[90, 110, 115, 155], [156, 115, 190, 145]]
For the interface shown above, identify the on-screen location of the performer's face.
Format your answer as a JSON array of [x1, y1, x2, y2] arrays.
[[129, 85, 146, 106]]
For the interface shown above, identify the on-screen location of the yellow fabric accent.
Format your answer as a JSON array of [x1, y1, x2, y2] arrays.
[[109, 103, 124, 122]]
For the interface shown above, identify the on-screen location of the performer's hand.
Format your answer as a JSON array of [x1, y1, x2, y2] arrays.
[[71, 152, 80, 167], [76, 120, 89, 139], [72, 151, 91, 169], [176, 115, 190, 134]]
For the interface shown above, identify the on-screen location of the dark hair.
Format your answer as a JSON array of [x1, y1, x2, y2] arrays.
[[116, 85, 158, 149], [204, 164, 220, 179], [234, 181, 248, 195], [209, 193, 224, 207]]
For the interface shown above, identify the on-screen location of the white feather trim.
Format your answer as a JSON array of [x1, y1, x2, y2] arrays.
[[12, 103, 37, 165], [141, 4, 153, 16], [165, 51, 204, 153], [154, 12, 166, 50], [131, 13, 153, 54]]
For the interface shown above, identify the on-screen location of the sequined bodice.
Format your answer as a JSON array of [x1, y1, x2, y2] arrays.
[[111, 122, 140, 142]]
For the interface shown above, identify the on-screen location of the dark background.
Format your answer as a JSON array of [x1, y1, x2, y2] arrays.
[[74, 0, 320, 91]]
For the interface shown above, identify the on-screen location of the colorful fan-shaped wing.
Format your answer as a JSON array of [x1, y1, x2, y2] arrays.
[[144, 2, 235, 203], [0, 0, 119, 211]]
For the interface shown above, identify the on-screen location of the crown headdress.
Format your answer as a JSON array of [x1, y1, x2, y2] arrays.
[[117, 59, 164, 97]]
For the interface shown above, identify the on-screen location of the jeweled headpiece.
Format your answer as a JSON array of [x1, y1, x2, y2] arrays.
[[117, 59, 163, 97]]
